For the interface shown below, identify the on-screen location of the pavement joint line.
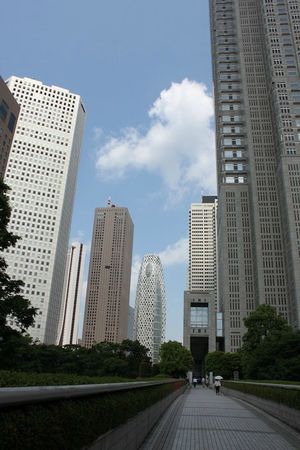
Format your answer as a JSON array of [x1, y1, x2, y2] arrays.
[[176, 427, 278, 434]]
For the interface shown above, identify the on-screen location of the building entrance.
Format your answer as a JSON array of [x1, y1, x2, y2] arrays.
[[190, 336, 209, 378]]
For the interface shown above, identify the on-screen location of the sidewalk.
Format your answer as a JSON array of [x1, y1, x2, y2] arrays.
[[141, 386, 300, 449]]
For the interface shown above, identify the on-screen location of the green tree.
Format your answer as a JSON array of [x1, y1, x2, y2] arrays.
[[242, 304, 290, 352], [241, 305, 293, 379], [205, 351, 241, 379], [0, 180, 37, 344], [120, 339, 151, 377], [242, 329, 300, 380], [159, 341, 193, 378]]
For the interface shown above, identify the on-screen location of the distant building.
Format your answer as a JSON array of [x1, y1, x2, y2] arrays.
[[82, 203, 133, 347], [127, 305, 135, 340], [3, 76, 85, 343], [58, 243, 85, 346], [135, 255, 166, 363], [0, 77, 20, 178], [188, 196, 218, 309], [184, 196, 222, 377]]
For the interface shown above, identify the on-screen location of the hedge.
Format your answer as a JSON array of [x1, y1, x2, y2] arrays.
[[223, 381, 300, 411], [0, 380, 184, 450], [0, 370, 134, 387]]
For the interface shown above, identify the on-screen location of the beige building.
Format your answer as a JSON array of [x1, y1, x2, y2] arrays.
[[82, 202, 133, 347], [184, 196, 222, 377], [0, 77, 20, 178], [188, 197, 218, 309]]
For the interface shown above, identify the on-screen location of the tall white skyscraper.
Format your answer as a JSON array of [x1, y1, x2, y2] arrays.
[[189, 196, 218, 309], [3, 76, 85, 344], [58, 243, 85, 346], [134, 255, 166, 363]]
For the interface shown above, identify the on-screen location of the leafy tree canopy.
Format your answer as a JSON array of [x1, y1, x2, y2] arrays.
[[205, 351, 241, 379], [159, 341, 193, 378], [242, 304, 290, 352]]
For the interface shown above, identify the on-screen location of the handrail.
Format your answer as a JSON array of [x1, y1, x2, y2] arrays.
[[224, 380, 300, 390], [0, 379, 179, 408]]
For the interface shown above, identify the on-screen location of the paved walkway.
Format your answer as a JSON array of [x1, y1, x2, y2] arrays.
[[141, 386, 300, 450]]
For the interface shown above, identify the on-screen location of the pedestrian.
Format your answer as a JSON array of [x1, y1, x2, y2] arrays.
[[193, 377, 197, 388], [214, 379, 221, 395], [202, 377, 205, 387]]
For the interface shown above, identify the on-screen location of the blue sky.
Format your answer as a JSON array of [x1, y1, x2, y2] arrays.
[[2, 0, 216, 341]]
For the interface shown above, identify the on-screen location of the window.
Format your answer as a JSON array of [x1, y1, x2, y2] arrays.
[[190, 304, 208, 328], [0, 100, 9, 122], [8, 113, 16, 132]]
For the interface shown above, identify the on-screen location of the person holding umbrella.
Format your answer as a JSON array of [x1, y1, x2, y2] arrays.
[[214, 375, 223, 395]]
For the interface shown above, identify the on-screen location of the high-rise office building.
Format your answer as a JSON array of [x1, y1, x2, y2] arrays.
[[3, 76, 85, 344], [58, 243, 85, 346], [0, 77, 20, 178], [82, 203, 134, 347], [188, 196, 218, 308], [127, 305, 135, 340], [210, 1, 300, 351], [134, 255, 166, 363], [184, 197, 220, 376]]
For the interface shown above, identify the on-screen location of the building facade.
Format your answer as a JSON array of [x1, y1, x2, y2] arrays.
[[189, 196, 218, 309], [0, 77, 20, 178], [3, 76, 85, 344], [210, 0, 300, 351], [134, 255, 166, 363], [127, 305, 135, 340], [184, 197, 221, 376], [82, 204, 133, 347], [58, 243, 85, 346]]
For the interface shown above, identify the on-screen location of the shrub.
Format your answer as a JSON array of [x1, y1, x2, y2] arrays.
[[0, 381, 185, 450], [223, 381, 300, 411], [0, 370, 132, 387]]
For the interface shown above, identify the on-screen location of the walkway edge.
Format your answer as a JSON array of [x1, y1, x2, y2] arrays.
[[222, 386, 300, 433], [88, 385, 186, 450]]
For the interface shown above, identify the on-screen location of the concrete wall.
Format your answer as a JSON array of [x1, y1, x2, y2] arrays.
[[89, 385, 186, 450], [223, 386, 300, 433]]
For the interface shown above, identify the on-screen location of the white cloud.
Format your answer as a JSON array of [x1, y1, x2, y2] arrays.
[[158, 237, 188, 267], [95, 79, 216, 201]]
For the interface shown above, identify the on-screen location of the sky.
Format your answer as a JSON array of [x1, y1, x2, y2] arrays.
[[1, 0, 216, 342]]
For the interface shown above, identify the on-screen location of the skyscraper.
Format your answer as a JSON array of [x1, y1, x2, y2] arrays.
[[58, 243, 85, 346], [134, 255, 166, 363], [127, 305, 135, 340], [183, 197, 219, 376], [0, 77, 20, 178], [210, 0, 300, 351], [3, 76, 85, 344], [82, 203, 133, 347], [188, 196, 218, 309]]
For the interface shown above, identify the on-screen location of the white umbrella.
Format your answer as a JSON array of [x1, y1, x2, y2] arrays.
[[215, 376, 223, 380]]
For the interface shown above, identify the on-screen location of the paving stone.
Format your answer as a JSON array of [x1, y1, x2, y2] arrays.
[[140, 386, 300, 449]]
